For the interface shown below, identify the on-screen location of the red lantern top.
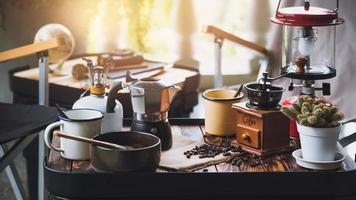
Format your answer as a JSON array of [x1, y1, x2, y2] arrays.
[[271, 1, 344, 26]]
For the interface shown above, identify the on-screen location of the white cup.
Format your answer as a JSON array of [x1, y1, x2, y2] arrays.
[[44, 109, 103, 160]]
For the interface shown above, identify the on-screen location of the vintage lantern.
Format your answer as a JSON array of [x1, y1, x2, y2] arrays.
[[271, 0, 344, 138], [271, 0, 344, 95]]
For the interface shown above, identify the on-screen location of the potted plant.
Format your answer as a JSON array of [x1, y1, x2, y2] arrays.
[[281, 95, 344, 161]]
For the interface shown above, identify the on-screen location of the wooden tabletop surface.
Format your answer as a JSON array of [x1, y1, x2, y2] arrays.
[[47, 124, 356, 173]]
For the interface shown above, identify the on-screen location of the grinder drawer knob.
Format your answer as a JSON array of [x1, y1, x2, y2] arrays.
[[242, 134, 251, 142]]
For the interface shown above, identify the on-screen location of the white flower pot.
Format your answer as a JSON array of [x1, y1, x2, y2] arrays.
[[296, 123, 341, 162]]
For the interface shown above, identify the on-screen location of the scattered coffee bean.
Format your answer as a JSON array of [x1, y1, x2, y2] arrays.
[[225, 153, 274, 168], [236, 160, 242, 166], [231, 145, 241, 152], [223, 152, 231, 156], [183, 140, 275, 169], [249, 162, 258, 167], [183, 140, 242, 159]]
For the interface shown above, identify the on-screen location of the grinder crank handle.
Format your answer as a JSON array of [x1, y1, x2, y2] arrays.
[[259, 72, 291, 85]]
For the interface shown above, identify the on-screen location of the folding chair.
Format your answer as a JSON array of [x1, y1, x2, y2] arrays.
[[0, 103, 57, 199]]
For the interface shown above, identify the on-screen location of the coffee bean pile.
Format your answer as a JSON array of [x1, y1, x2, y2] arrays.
[[183, 140, 241, 159], [226, 154, 263, 167], [184, 140, 265, 168]]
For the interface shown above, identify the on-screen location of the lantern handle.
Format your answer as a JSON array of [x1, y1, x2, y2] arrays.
[[275, 0, 282, 18], [275, 0, 312, 13], [275, 0, 340, 14], [336, 0, 339, 12]]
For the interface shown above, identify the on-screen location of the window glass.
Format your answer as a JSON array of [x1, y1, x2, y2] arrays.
[[87, 0, 276, 75]]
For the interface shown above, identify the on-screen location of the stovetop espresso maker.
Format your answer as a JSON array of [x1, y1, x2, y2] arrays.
[[125, 73, 181, 150]]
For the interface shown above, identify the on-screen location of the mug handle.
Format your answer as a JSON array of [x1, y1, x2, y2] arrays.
[[44, 121, 64, 152]]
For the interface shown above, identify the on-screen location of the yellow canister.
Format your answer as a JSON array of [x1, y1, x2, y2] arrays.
[[202, 89, 244, 136]]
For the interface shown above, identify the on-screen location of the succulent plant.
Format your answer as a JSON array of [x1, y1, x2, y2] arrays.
[[281, 95, 344, 128]]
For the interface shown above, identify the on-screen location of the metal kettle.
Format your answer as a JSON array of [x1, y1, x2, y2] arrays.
[[126, 73, 181, 122]]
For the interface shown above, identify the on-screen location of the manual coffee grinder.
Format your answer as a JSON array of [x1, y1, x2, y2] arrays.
[[125, 73, 181, 150], [270, 0, 345, 138], [233, 73, 290, 156]]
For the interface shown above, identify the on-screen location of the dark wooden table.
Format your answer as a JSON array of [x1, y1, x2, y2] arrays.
[[45, 119, 356, 200], [9, 57, 200, 117]]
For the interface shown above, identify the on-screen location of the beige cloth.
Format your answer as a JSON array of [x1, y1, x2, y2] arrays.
[[159, 134, 226, 172]]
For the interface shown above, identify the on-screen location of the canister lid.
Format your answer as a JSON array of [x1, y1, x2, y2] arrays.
[[271, 6, 344, 26]]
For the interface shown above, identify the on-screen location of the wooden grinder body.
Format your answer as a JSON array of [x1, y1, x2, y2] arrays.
[[233, 102, 290, 156]]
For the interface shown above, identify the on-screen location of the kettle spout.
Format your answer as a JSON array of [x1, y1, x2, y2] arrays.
[[168, 85, 181, 104]]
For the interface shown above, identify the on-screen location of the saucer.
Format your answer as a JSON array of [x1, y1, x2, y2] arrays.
[[292, 149, 345, 170]]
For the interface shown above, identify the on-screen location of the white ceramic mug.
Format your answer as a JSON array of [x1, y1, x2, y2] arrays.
[[203, 89, 244, 136], [44, 109, 103, 160]]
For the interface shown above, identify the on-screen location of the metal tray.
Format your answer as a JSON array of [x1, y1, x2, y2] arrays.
[[44, 118, 356, 199]]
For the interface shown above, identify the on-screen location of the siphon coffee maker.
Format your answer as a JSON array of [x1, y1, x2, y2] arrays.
[[125, 73, 181, 150]]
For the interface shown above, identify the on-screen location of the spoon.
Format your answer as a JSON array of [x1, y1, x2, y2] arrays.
[[53, 131, 132, 150], [55, 104, 70, 119], [234, 83, 244, 98]]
